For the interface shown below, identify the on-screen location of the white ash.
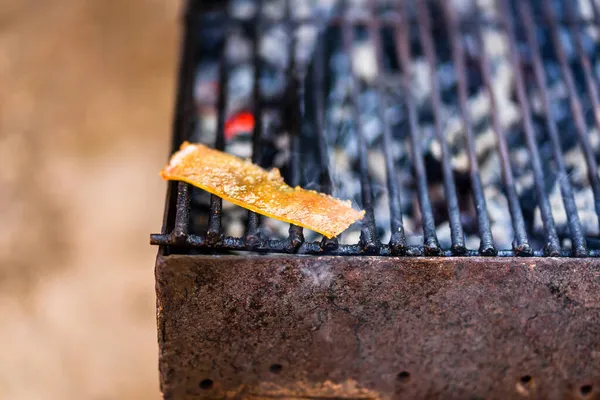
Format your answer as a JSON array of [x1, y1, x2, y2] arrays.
[[533, 183, 600, 236], [295, 24, 319, 69], [352, 42, 377, 83], [367, 150, 387, 184], [261, 25, 290, 69], [515, 173, 535, 197], [229, 0, 257, 20], [225, 32, 252, 63], [563, 146, 590, 187], [479, 151, 501, 186], [375, 189, 392, 244], [411, 60, 433, 105], [262, 0, 284, 19], [227, 65, 254, 111], [485, 186, 514, 247], [340, 227, 362, 245], [435, 221, 453, 249]]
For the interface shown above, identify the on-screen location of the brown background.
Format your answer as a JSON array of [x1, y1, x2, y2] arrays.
[[1, 0, 179, 398]]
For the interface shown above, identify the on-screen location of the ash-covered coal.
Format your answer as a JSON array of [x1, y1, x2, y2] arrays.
[[189, 0, 600, 253]]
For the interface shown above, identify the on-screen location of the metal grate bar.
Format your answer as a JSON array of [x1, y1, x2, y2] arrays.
[[284, 0, 305, 251], [245, 0, 265, 247], [516, 0, 587, 257], [498, 0, 561, 256], [541, 0, 600, 232], [415, 0, 466, 255], [365, 1, 407, 254], [155, 232, 600, 257], [206, 38, 228, 245], [441, 0, 497, 255], [394, 0, 441, 255], [472, 6, 532, 255], [173, 182, 192, 242], [163, 2, 203, 246], [340, 5, 379, 252], [311, 31, 340, 251]]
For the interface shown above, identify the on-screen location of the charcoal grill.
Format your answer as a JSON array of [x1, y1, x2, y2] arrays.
[[152, 0, 600, 398]]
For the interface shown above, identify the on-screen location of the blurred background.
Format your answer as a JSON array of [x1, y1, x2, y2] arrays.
[[1, 0, 180, 398]]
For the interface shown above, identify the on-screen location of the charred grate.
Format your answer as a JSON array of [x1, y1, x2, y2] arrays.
[[151, 0, 600, 257]]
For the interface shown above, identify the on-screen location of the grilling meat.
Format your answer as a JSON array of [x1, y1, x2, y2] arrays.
[[161, 142, 365, 238]]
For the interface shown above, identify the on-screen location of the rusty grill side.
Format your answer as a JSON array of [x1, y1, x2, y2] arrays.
[[151, 0, 600, 257]]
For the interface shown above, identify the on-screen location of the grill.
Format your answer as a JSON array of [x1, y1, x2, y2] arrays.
[[152, 0, 600, 398], [152, 0, 600, 258]]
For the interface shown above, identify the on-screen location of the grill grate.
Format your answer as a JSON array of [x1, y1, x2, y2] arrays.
[[152, 0, 600, 257]]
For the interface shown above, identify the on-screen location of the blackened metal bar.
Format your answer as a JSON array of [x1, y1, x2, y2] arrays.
[[312, 31, 339, 251], [471, 6, 531, 255], [517, 0, 587, 257], [394, 1, 441, 255], [173, 182, 191, 240], [206, 40, 229, 244], [416, 0, 466, 254], [245, 0, 264, 247], [165, 1, 202, 243], [366, 1, 406, 254], [498, 0, 560, 256], [441, 0, 496, 255], [565, 1, 600, 152], [340, 9, 379, 252], [284, 0, 304, 251], [151, 233, 600, 257], [542, 0, 600, 233]]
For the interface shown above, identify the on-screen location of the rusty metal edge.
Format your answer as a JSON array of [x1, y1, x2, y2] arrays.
[[156, 254, 600, 400]]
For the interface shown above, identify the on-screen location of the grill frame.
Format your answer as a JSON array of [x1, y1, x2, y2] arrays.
[[151, 0, 600, 257], [156, 254, 600, 399], [153, 2, 600, 398]]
